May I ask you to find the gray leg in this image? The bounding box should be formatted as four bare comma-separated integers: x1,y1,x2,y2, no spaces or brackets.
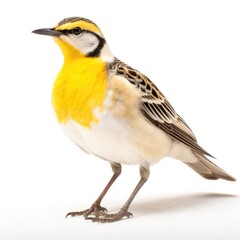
66,163,122,218
90,166,150,223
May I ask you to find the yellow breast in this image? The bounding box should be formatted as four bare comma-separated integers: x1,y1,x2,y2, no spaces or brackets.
52,41,107,128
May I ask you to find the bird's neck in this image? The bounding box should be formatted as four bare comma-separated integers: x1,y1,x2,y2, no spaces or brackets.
52,55,107,128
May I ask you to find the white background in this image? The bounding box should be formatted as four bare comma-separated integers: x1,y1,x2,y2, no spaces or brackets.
0,0,240,239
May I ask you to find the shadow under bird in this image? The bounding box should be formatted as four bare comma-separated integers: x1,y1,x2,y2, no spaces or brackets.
32,17,236,223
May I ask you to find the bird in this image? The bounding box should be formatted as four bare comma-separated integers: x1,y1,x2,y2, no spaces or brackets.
32,17,235,223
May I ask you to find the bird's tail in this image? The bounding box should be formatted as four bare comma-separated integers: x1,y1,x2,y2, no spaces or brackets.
185,153,236,181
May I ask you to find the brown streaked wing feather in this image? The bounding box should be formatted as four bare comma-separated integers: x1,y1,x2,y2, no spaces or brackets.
109,58,213,158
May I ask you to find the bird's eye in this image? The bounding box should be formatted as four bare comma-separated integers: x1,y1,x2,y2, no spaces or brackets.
72,27,82,35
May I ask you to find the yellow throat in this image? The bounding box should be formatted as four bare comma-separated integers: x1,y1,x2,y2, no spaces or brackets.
52,38,107,128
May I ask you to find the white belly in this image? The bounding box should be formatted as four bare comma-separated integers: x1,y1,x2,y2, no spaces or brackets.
60,110,173,167
60,117,146,166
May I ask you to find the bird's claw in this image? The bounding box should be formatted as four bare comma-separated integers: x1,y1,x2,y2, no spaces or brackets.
87,209,133,223
66,204,107,219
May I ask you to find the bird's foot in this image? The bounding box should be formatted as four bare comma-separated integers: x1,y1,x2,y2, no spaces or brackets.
86,208,133,223
66,203,107,219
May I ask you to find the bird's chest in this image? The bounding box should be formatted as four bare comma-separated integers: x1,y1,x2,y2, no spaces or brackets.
52,58,107,128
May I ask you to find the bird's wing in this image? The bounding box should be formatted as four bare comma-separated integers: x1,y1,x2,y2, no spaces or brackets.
109,59,213,157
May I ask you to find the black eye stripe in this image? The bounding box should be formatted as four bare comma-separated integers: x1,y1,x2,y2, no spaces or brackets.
59,28,82,35
61,29,71,35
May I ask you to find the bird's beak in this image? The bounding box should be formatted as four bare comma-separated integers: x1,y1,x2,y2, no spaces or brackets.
32,28,62,37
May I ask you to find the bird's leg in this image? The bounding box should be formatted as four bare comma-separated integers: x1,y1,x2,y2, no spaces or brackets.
66,163,122,219
90,166,150,223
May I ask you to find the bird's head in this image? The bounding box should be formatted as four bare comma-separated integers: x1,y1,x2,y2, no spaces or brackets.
32,17,114,62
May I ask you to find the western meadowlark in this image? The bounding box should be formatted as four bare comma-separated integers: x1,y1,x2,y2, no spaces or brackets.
32,17,235,223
